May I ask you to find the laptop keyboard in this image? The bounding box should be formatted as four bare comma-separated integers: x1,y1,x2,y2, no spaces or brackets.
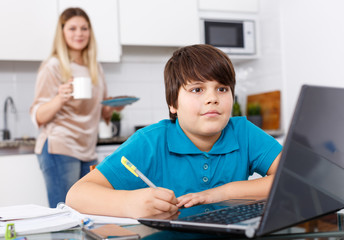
179,201,265,225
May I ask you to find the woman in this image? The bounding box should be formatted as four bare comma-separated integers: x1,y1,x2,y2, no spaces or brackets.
30,7,121,208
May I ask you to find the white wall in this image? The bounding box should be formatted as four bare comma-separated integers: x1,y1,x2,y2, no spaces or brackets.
0,61,39,139
280,0,344,130
102,46,178,136
240,0,344,133
235,0,283,125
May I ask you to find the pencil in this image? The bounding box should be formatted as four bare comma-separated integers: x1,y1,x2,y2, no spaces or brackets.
121,156,157,188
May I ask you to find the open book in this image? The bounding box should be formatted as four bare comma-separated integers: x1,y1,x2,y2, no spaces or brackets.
0,203,139,236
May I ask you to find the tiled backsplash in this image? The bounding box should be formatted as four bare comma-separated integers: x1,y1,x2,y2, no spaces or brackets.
0,47,177,139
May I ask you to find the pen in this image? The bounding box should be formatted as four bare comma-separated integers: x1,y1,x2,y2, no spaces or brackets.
121,156,157,188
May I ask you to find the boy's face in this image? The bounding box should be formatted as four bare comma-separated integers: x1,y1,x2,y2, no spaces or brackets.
169,80,233,141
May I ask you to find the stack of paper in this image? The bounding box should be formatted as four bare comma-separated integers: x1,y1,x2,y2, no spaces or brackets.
0,204,80,236
0,204,139,236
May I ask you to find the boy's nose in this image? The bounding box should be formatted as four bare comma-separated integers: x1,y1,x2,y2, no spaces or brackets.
205,91,219,104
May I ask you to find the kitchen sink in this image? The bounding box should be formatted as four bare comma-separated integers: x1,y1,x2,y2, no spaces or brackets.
0,138,35,147
0,140,20,148
0,138,36,155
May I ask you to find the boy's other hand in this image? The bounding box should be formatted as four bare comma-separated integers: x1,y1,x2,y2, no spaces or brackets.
124,187,179,218
177,189,218,208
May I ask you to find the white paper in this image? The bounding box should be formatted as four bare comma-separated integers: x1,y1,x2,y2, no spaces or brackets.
0,204,139,237
1,212,79,235
0,204,68,221
57,203,139,225
0,205,80,236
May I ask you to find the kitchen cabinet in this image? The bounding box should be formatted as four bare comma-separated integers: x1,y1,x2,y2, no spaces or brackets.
59,0,121,62
119,0,200,46
0,0,121,62
198,0,259,13
0,0,57,61
0,154,49,207
0,144,120,207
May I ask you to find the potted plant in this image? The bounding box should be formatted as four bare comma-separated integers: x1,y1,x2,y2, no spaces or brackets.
246,102,263,128
111,111,121,137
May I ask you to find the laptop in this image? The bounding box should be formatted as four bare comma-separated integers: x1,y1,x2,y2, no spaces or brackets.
138,85,344,238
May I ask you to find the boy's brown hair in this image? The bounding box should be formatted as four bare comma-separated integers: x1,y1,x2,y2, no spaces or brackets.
164,44,236,121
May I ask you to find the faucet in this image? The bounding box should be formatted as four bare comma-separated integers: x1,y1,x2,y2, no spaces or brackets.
2,96,16,140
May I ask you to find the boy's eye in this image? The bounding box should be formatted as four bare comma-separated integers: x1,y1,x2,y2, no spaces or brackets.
218,87,228,92
191,88,202,93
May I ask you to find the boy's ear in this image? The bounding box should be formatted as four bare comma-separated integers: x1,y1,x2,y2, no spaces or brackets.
169,105,177,114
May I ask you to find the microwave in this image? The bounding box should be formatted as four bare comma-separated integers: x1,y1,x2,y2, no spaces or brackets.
201,19,256,55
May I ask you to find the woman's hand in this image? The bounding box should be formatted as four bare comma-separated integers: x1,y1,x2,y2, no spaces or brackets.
102,97,125,124
57,79,73,104
123,187,179,218
36,79,73,126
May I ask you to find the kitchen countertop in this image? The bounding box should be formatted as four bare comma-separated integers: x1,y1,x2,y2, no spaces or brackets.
0,130,282,156
0,136,128,156
0,138,36,156
96,136,128,145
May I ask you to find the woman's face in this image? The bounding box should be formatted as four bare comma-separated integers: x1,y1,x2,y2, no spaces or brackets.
63,16,90,52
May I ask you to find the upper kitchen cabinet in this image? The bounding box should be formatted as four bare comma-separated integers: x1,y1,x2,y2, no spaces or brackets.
0,0,57,61
119,0,200,46
199,0,259,13
59,0,121,62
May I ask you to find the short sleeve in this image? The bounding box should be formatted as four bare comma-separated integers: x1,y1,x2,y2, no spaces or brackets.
247,121,282,176
29,58,62,127
97,131,155,190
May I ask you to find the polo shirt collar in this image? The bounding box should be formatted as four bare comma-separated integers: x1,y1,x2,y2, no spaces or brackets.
167,119,239,155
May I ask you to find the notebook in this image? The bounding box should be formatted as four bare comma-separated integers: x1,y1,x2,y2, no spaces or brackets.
138,85,344,238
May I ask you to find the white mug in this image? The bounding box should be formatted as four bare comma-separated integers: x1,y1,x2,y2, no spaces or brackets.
71,77,92,99
98,120,112,139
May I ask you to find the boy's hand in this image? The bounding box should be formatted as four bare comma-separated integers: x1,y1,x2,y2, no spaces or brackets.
177,189,222,208
177,192,209,208
124,187,179,218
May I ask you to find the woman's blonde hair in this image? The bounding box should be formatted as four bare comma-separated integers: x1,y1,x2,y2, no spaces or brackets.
51,7,98,84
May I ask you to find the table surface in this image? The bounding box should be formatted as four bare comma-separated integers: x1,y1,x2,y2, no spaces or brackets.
2,212,343,240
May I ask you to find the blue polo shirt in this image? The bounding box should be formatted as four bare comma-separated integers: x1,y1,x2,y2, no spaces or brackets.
97,117,282,198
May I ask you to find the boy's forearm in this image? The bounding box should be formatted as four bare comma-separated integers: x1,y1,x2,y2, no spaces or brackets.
218,154,281,201
217,175,275,201
66,181,129,217
177,175,275,208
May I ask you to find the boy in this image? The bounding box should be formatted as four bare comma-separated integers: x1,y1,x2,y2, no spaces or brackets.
66,44,282,219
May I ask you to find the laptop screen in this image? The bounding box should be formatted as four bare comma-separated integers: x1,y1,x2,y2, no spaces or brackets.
258,85,344,235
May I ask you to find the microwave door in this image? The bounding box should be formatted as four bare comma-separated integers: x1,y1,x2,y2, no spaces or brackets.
204,20,255,55
205,22,243,47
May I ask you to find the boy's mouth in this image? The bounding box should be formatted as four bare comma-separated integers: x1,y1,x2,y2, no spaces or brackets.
201,110,220,117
